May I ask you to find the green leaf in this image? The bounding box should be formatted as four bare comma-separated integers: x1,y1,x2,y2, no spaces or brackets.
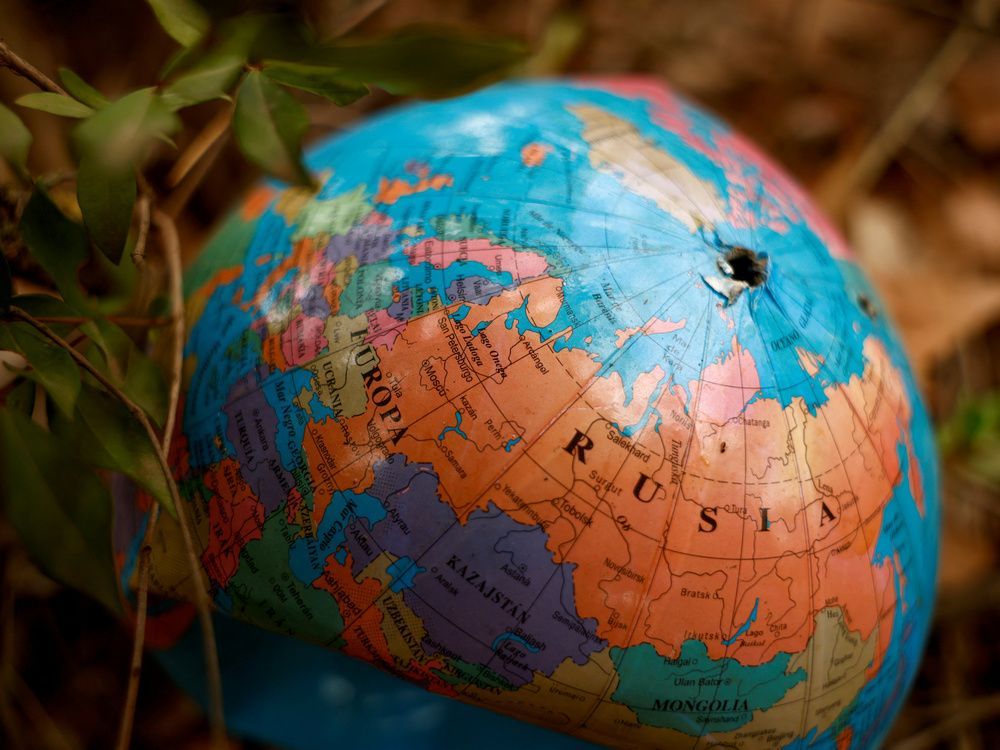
0,408,121,612
306,26,527,95
516,11,585,76
58,68,109,109
261,60,368,105
81,318,167,426
4,379,35,414
16,92,94,118
88,242,139,315
74,88,179,173
230,13,312,62
159,42,204,81
233,70,312,186
0,322,81,417
18,189,90,311
161,52,245,110
8,294,81,338
0,253,11,313
0,102,32,172
79,318,128,383
76,152,136,264
146,0,209,48
156,11,262,81
124,346,168,426
51,383,174,515
9,294,79,317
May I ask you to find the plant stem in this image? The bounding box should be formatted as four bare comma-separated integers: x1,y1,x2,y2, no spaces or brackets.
30,315,172,328
3,34,230,750
131,193,151,269
112,211,226,750
0,40,67,95
155,210,184,449
9,307,166,444
153,209,226,746
166,106,233,189
8,303,225,747
821,0,998,215
113,515,157,750
161,124,231,220
0,561,27,748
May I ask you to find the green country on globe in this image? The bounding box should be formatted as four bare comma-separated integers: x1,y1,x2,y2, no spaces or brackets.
117,77,939,749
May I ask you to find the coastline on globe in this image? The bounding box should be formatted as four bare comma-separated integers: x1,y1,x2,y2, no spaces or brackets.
115,76,940,749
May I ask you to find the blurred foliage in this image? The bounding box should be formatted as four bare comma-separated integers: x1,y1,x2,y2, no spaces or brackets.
940,391,1000,489
0,0,524,616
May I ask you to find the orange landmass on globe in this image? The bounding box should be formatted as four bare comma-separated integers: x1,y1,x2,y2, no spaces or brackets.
614,316,686,347
796,347,824,377
313,551,393,665
906,434,926,516
375,166,453,205
687,337,761,425
201,457,265,588
520,142,551,167
215,223,910,684
261,330,289,371
291,282,603,521
540,335,910,670
240,184,277,220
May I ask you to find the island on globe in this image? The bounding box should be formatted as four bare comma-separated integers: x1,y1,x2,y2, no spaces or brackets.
116,77,939,750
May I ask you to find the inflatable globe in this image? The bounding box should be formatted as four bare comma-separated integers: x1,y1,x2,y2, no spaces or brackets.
124,78,939,749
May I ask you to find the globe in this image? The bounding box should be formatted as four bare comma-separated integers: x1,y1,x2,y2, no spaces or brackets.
125,77,939,749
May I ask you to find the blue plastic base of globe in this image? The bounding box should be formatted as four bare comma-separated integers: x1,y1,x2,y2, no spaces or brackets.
159,614,597,749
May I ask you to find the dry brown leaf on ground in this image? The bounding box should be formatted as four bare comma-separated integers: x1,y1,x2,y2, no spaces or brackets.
951,44,1000,153
944,179,1000,269
870,263,1000,379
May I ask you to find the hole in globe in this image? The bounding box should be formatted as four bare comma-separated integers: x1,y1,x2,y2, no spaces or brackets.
857,293,878,320
721,246,768,287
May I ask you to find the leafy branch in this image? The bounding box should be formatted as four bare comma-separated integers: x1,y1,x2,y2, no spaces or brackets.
0,40,67,96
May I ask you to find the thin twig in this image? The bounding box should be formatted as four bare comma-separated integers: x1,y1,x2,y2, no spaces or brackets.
863,0,998,31
152,210,226,747
6,669,76,750
332,0,390,36
892,694,1000,750
31,315,171,328
166,106,233,189
8,306,178,495
131,193,151,269
113,514,157,750
155,212,184,451
822,0,998,215
0,557,26,749
0,40,67,95
160,126,230,220
2,35,229,750
5,304,211,748
113,212,225,750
